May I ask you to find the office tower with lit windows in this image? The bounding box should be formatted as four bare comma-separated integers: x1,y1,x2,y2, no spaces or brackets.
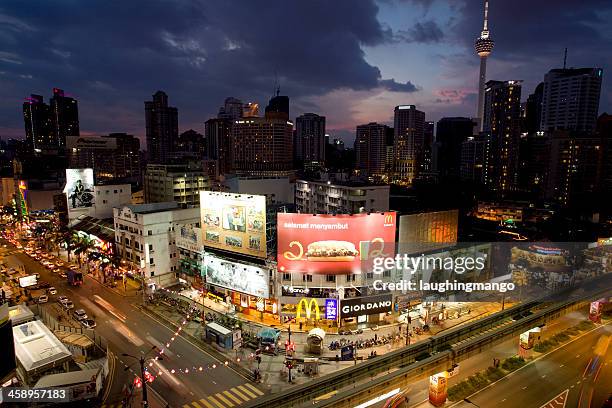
145,91,178,164
393,105,425,184
355,122,389,179
23,94,52,151
49,88,79,148
483,80,522,193
204,118,231,177
295,113,326,169
540,67,603,132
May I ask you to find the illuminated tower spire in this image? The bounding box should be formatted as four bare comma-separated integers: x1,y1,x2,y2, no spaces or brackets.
475,0,494,132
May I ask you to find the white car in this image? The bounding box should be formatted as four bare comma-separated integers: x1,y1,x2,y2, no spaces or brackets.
57,295,69,305
73,309,88,321
37,295,48,304
63,301,74,310
80,319,96,329
47,287,57,295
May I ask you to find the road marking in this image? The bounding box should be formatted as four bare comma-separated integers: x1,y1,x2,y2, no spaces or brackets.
243,383,264,396
207,395,226,408
576,354,580,358
198,400,215,408
184,404,193,408
501,398,506,402
541,374,546,378
230,387,250,402
522,386,527,390
237,385,257,399
214,393,235,407
223,390,242,404
559,364,564,367
191,402,202,408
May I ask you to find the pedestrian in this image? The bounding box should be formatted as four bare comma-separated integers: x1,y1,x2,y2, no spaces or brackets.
299,321,303,330
374,333,378,342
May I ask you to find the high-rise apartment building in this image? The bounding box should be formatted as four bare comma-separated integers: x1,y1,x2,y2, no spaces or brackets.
144,164,210,206
204,118,231,177
540,68,603,132
483,80,522,193
355,122,388,179
393,105,425,184
295,113,326,169
422,121,434,174
145,91,178,164
435,117,475,182
230,117,293,176
49,88,79,148
460,134,489,184
525,83,544,135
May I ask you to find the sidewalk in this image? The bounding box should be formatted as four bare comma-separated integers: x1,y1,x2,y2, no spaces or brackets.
144,295,509,393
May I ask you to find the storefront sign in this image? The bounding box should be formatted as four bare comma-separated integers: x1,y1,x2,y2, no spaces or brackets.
340,293,393,318
296,298,320,320
204,254,269,298
277,212,396,275
325,299,338,320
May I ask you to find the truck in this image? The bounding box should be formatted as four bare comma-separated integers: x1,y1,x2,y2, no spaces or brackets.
67,270,83,286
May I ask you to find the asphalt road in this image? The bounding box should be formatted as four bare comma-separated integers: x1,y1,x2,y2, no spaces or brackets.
452,323,612,408
1,238,262,408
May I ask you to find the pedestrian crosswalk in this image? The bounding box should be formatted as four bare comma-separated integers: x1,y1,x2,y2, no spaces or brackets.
183,383,264,408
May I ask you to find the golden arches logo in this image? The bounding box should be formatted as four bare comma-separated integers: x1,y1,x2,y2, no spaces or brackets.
296,298,320,320
384,214,393,224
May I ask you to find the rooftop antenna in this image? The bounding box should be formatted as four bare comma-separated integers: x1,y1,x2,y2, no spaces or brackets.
563,47,567,69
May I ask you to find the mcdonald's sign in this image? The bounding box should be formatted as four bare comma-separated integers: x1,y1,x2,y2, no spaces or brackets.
296,298,320,320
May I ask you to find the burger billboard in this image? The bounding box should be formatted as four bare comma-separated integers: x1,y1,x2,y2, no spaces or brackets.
200,191,267,258
277,212,396,274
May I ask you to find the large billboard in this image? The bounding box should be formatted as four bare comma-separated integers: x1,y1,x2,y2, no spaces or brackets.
200,191,267,258
340,293,393,318
63,168,94,209
277,212,396,274
204,254,269,298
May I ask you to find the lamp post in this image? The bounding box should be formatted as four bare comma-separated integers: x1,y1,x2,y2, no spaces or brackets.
287,325,292,383
123,345,160,407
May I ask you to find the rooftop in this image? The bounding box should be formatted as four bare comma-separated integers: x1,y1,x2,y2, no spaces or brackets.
12,320,72,373
297,179,390,188
123,202,179,214
68,215,115,243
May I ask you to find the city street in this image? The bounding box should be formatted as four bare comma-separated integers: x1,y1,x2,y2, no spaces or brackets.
0,238,263,408
450,323,612,408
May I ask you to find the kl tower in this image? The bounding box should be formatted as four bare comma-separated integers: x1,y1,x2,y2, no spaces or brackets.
475,0,494,132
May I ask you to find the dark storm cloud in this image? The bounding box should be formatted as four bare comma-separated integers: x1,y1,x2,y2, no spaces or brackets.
0,0,424,138
379,79,419,92
396,20,444,43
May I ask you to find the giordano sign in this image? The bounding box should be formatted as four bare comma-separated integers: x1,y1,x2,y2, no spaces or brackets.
296,298,320,320
341,293,393,318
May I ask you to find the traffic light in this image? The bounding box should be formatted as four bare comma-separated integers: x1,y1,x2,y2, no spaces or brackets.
284,360,293,369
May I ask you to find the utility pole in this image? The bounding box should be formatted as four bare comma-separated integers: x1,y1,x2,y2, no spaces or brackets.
287,325,292,383
139,356,149,407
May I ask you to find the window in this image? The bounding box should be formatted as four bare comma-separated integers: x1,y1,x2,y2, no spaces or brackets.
303,274,313,282
149,244,153,251
366,272,373,279
148,230,152,236
326,275,336,283
149,257,154,265
383,270,391,277
282,273,291,281
346,274,356,282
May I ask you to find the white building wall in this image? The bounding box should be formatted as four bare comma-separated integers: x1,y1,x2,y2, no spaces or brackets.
225,175,294,204
92,184,131,219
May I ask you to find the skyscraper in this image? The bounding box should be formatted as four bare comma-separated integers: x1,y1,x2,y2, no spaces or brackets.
295,113,326,169
204,118,231,177
145,91,178,164
483,80,522,193
540,68,603,132
525,83,544,135
49,88,79,148
475,0,494,132
23,94,52,151
355,122,389,179
218,97,244,120
435,117,475,182
265,91,290,120
393,105,425,184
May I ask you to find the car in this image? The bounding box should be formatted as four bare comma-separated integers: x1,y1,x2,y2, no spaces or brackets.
57,295,69,305
34,273,40,280
73,309,88,321
338,329,351,335
47,287,57,295
63,301,74,310
80,319,96,329
59,272,67,278
37,295,48,303
55,262,63,267
47,264,56,270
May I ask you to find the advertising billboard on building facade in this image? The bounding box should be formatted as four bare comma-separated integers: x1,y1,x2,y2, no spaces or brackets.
340,293,393,318
200,191,267,258
204,254,269,298
277,212,396,274
63,168,94,210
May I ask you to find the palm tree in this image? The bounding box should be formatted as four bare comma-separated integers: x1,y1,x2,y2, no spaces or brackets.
60,229,77,262
74,235,94,269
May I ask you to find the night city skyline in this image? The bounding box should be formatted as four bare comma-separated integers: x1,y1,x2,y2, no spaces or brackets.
1,0,611,143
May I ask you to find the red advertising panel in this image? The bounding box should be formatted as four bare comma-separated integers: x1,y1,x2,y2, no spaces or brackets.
277,212,396,274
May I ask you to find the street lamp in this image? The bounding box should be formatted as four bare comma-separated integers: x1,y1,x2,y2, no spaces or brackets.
122,345,161,407
464,398,480,407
